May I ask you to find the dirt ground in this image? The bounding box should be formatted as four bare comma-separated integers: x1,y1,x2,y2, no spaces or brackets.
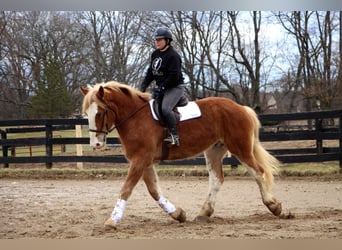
0,176,341,239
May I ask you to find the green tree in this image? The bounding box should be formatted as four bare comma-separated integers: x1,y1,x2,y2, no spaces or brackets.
29,57,73,118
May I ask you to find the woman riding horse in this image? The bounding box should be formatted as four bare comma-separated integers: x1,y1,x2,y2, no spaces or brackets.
140,27,187,146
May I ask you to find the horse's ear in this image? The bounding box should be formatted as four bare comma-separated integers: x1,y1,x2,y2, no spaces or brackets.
119,86,132,97
96,86,105,100
80,86,88,96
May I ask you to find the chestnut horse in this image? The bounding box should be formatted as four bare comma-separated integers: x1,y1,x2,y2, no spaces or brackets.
80,81,283,229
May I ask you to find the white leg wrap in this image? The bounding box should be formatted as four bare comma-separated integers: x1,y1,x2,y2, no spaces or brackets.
110,199,127,223
158,196,176,214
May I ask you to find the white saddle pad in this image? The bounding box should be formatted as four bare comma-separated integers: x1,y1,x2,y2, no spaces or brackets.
149,99,201,122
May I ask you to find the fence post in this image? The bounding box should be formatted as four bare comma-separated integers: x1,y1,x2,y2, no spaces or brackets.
315,118,323,155
45,124,53,169
75,124,83,169
1,129,9,168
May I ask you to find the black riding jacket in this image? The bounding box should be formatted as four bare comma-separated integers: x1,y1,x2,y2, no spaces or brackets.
141,46,184,92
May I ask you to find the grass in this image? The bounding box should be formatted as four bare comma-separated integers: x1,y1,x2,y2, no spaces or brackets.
277,162,341,176
0,163,341,180
156,163,342,177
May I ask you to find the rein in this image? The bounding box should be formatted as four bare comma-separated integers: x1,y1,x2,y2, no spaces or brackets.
89,102,149,135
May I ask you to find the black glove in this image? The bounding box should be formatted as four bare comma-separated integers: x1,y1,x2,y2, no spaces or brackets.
140,84,147,92
152,84,166,101
152,88,161,99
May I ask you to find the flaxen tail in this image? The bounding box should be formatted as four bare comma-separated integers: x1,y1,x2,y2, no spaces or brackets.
244,106,280,191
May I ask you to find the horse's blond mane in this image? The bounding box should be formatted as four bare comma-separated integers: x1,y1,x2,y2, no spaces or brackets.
82,81,151,114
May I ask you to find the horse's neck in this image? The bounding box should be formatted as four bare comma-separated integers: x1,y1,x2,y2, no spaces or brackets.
112,98,147,127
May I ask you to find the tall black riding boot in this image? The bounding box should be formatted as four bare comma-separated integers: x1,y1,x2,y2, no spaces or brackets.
164,126,180,146
162,107,180,146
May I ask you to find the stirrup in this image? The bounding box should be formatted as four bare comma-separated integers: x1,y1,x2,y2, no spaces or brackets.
164,134,180,146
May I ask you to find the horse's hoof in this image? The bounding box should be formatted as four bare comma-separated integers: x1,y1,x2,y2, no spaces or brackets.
104,218,117,230
270,202,282,217
194,215,210,223
170,207,186,223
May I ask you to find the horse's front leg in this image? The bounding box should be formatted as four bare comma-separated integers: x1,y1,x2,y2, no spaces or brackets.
142,165,186,223
104,158,147,229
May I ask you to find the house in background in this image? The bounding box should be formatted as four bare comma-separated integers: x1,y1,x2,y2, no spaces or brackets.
262,91,306,114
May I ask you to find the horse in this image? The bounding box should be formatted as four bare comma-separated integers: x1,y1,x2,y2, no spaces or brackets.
80,80,283,229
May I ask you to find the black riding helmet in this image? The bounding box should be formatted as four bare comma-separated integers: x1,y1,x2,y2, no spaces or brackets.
154,27,173,42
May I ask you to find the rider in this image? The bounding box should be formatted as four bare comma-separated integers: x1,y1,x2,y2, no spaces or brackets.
140,27,186,146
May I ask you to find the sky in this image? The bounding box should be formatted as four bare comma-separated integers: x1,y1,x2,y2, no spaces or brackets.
1,0,342,11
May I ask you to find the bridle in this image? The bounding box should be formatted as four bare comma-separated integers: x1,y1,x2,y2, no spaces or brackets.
88,109,116,135
89,102,149,136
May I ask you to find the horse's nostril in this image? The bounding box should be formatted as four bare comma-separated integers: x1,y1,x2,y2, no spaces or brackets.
96,143,101,147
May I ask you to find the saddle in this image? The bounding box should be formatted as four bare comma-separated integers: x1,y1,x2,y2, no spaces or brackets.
149,98,201,126
148,97,201,160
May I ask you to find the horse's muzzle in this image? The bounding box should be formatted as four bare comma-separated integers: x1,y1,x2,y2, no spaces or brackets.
90,135,106,149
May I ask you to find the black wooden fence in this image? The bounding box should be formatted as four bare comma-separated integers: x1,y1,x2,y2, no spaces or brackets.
1,109,342,169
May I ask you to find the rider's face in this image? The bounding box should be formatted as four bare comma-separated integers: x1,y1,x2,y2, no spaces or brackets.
155,38,167,50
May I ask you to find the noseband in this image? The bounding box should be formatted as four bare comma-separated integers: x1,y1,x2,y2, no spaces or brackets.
89,127,115,135
89,102,148,135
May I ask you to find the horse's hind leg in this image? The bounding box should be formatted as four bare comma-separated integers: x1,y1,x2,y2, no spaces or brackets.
240,154,282,217
195,142,226,222
142,165,186,223
247,164,282,216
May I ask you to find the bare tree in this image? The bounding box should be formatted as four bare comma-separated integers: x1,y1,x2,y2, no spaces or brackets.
335,11,342,108
277,11,340,111
166,11,214,99
339,11,342,92
0,11,43,118
165,11,242,100
225,11,265,110
165,11,285,109
0,11,97,118
339,11,342,86
313,11,335,109
78,11,150,87
2,11,341,118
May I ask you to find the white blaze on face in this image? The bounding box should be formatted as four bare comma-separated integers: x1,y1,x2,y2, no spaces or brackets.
86,102,106,149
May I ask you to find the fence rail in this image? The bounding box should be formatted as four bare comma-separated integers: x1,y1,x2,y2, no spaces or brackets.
1,109,342,169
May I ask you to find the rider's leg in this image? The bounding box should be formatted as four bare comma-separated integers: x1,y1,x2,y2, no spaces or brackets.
161,86,184,146
162,112,179,146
